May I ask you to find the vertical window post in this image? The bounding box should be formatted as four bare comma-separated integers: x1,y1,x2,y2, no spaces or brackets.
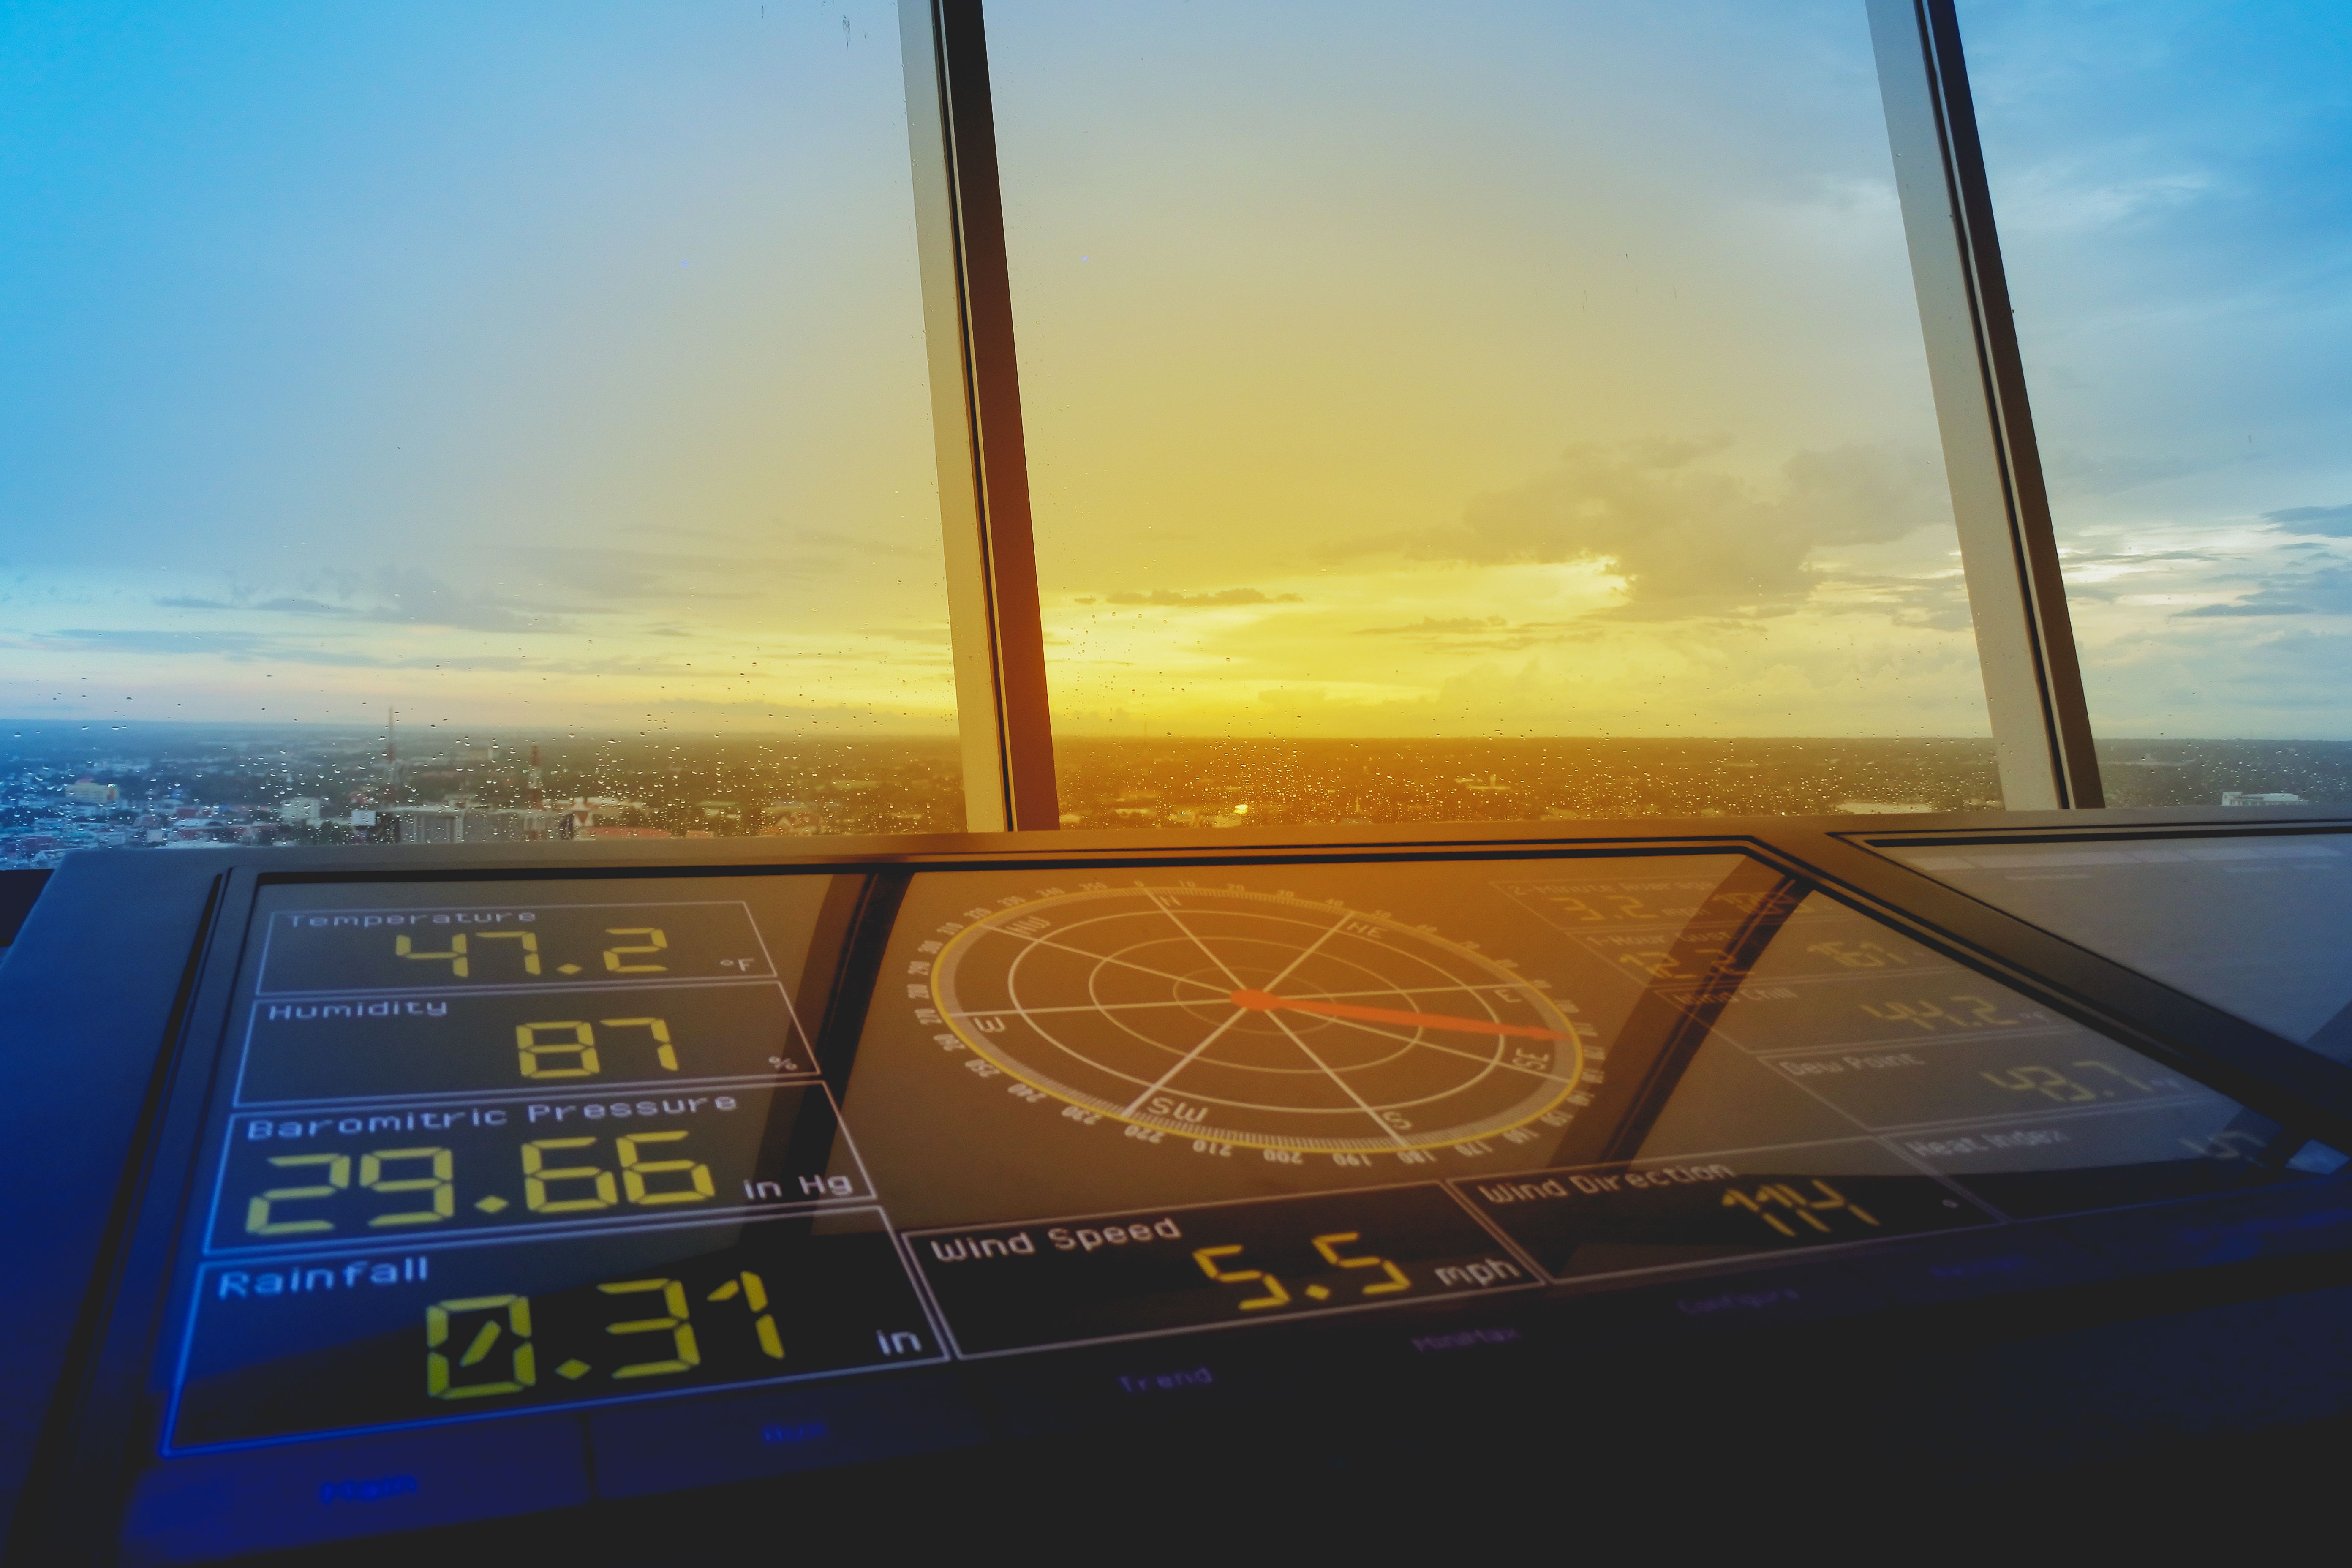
899,0,1060,832
1868,0,2104,810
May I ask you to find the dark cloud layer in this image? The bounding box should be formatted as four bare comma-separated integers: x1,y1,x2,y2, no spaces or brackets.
1388,438,1949,615
2266,504,2352,538
2183,565,2352,618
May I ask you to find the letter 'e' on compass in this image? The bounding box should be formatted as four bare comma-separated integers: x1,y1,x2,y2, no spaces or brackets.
930,887,1584,1153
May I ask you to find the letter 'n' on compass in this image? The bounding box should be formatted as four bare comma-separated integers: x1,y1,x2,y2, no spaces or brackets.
929,886,1587,1153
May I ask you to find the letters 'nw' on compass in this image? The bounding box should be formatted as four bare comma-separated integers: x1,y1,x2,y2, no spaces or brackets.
930,886,1588,1154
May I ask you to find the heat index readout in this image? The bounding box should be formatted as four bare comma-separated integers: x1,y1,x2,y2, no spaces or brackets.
257,902,774,995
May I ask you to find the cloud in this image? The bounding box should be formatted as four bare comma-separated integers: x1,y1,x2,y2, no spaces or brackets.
1386,439,1950,616
2180,566,2352,618
1994,165,2214,236
1101,588,1304,607
157,568,566,632
1356,616,1508,636
792,528,930,561
857,626,954,644
2266,504,2352,538
158,595,357,616
1820,574,1976,632
27,629,392,665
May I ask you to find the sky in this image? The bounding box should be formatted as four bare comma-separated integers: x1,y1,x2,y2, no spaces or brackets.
1,1,2345,742
994,0,1993,739
0,1,955,740
1959,0,2352,738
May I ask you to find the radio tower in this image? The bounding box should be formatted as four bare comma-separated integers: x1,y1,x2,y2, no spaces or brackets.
526,743,545,808
384,707,399,785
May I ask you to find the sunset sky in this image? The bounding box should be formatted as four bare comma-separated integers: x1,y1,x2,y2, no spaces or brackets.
3,1,2344,741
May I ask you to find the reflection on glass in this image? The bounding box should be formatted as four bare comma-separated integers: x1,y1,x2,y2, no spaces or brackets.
1884,833,2352,1061
0,2,956,863
988,0,1993,823
851,853,2274,1263
1959,1,2352,798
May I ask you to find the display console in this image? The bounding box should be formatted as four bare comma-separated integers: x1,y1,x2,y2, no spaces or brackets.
10,821,2352,1563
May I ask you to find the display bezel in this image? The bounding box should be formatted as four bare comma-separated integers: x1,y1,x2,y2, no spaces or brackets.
1827,817,2352,1134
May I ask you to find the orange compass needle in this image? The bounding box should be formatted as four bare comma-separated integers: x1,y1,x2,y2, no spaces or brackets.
1229,989,1573,1042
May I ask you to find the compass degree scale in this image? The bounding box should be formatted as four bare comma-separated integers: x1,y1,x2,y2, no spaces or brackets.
930,885,1590,1153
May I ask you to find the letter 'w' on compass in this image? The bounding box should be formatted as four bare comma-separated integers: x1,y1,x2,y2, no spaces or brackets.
928,887,1587,1154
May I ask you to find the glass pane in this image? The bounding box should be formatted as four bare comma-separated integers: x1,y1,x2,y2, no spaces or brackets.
1959,0,2352,804
0,1,958,862
1883,831,2352,1060
987,0,1995,829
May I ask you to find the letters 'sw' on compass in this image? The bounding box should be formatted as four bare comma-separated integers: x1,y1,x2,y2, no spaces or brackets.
930,886,1589,1153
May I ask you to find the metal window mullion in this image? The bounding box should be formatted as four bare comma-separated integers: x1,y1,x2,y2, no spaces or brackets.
1868,0,2103,810
900,0,1060,833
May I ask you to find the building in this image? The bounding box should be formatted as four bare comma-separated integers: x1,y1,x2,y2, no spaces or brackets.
384,806,568,844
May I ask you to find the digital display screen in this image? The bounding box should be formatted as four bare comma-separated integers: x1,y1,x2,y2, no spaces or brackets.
1878,832,2352,1062
120,852,2309,1561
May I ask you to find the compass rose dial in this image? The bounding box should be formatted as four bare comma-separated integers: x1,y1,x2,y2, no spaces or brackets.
929,885,1588,1154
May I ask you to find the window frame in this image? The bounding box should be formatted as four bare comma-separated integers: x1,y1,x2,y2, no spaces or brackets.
900,0,2102,828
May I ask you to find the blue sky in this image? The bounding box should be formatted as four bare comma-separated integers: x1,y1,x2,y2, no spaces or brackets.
0,1,953,737
1961,0,2352,734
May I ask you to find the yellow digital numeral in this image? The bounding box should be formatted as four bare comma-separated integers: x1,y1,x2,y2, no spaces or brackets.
2077,1059,2153,1092
395,933,467,977
522,1137,616,1212
710,1271,784,1360
1800,1179,1879,1227
1312,1230,1410,1296
1722,1179,1879,1237
517,1021,599,1080
1956,994,2020,1027
246,1153,351,1235
475,929,541,975
427,1294,534,1399
1981,1065,2097,1103
361,1146,455,1227
599,1017,678,1072
599,1277,700,1378
1192,1244,1291,1310
602,928,669,974
616,1131,715,1206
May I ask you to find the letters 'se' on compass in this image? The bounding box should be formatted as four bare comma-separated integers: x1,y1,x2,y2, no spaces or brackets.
930,886,1589,1154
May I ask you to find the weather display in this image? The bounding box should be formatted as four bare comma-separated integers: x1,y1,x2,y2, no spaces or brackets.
152,857,2292,1472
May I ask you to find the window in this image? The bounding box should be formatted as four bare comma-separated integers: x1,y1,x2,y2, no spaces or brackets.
0,1,958,855
2,1,2292,861
988,0,1999,827
1961,0,2352,807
